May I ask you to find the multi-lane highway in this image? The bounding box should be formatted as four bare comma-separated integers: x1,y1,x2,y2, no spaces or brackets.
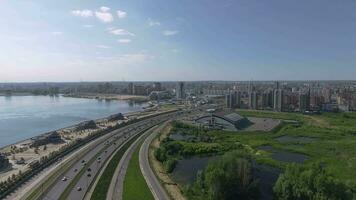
20,111,177,200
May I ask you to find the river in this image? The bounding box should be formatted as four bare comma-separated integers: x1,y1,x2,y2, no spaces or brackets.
0,95,146,148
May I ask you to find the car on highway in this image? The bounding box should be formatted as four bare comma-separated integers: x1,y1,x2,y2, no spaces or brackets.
62,177,68,181
77,187,82,191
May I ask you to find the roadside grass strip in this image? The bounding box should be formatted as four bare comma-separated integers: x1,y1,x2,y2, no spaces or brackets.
90,133,142,200
123,140,154,200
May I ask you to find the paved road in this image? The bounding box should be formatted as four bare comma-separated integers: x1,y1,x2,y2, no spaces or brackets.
139,123,170,200
40,112,176,200
107,126,159,200
42,125,141,200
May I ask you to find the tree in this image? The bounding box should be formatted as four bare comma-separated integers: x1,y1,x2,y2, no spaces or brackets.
273,163,353,200
188,150,259,200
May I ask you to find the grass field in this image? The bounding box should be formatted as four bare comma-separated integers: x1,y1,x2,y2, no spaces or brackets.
122,140,154,200
224,111,356,188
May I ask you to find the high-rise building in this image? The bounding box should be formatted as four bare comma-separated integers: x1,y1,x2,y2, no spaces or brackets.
299,90,310,112
225,90,241,109
127,82,134,95
322,88,332,103
235,91,242,108
133,85,146,95
249,91,258,110
273,89,284,112
225,93,232,108
152,82,162,91
261,92,269,109
176,82,185,99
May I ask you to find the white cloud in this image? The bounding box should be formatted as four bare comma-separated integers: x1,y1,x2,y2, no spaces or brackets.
95,11,114,23
96,45,111,49
148,18,161,26
118,39,131,43
51,31,63,36
82,24,94,28
163,30,179,36
100,6,111,12
117,10,127,19
109,29,134,36
71,10,93,17
96,53,153,65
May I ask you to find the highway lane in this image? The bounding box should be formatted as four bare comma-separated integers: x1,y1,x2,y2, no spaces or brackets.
139,123,170,200
68,131,138,200
42,127,138,200
106,126,159,200
40,112,176,200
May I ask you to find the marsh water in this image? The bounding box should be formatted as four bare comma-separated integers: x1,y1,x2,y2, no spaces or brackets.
0,95,146,148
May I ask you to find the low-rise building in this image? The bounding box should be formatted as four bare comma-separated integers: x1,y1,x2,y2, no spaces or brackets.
0,153,10,171
195,111,251,131
31,131,64,147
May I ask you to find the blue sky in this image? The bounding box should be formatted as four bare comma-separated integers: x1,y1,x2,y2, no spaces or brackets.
1,0,356,82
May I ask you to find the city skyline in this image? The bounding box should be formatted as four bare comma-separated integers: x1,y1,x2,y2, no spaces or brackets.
1,0,356,82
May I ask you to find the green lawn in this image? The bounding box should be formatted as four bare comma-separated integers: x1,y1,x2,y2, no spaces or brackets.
123,140,154,200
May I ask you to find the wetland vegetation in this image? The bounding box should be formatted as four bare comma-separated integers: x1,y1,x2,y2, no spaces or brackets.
155,110,356,199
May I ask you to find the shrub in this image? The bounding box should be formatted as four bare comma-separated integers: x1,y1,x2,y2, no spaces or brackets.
273,163,353,200
163,158,177,173
187,150,259,200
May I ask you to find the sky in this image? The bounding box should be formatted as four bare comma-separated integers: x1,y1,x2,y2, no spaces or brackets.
1,0,356,82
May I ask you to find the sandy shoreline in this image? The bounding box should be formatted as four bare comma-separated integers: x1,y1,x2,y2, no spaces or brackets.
0,107,160,182
0,109,145,151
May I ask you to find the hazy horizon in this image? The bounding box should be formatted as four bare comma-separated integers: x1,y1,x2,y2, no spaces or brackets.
1,0,356,82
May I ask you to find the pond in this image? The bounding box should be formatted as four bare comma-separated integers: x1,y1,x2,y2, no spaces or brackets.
171,154,282,200
275,135,316,144
253,163,281,200
258,145,309,164
171,156,217,185
272,151,308,164
169,133,196,141
257,145,274,151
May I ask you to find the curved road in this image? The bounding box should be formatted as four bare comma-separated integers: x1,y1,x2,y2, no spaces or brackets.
107,128,151,200
139,123,170,200
22,111,176,200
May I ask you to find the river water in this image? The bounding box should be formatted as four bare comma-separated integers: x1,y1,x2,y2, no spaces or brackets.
0,95,146,148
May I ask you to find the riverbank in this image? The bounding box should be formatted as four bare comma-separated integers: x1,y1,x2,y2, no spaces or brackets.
0,92,36,96
63,93,148,102
0,105,166,184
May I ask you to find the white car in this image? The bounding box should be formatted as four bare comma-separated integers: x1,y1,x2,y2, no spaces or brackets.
77,187,82,191
62,177,68,181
